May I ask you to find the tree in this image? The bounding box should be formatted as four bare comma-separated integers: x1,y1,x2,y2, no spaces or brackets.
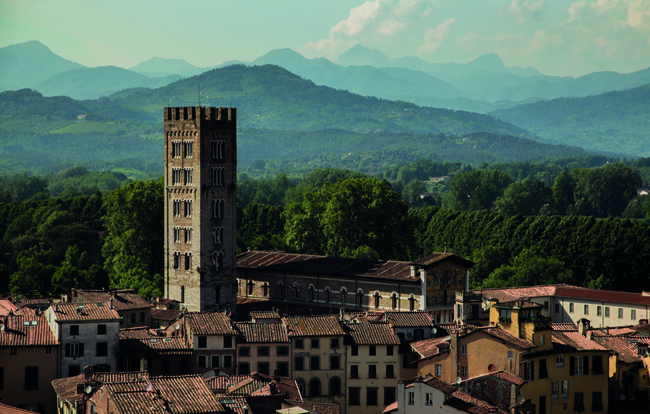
102,179,163,296
482,248,573,288
9,256,55,296
494,183,536,216
283,178,412,260
572,163,642,217
402,180,427,208
443,170,513,211
552,171,575,215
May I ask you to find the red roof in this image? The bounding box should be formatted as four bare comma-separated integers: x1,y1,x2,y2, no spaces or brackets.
424,376,459,394
51,302,121,322
283,315,345,337
235,322,289,343
206,373,301,401
595,336,650,364
52,371,146,405
478,327,537,350
552,331,608,352
461,370,527,386
76,289,153,310
411,337,450,359
0,402,45,414
152,308,182,321
0,313,57,346
380,311,433,328
184,312,238,336
344,320,400,345
250,311,281,320
474,284,650,306
0,300,18,316
552,323,577,331
382,401,398,414
282,401,341,414
494,300,543,309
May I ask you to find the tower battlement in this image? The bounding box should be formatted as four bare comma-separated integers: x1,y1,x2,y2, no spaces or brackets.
164,106,236,122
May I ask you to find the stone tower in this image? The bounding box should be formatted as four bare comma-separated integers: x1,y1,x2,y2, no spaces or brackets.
164,106,237,312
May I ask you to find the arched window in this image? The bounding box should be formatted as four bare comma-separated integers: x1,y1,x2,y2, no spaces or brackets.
215,286,221,305
296,378,305,396
262,283,269,297
391,293,398,310
409,294,416,311
213,251,224,270
212,199,224,218
340,288,347,306
308,285,315,302
324,287,330,303
356,289,363,307
247,280,254,295
293,283,299,300
173,251,180,269
184,252,192,271
180,286,185,303
374,292,381,309
212,227,223,245
309,377,321,397
329,377,341,396
278,281,285,299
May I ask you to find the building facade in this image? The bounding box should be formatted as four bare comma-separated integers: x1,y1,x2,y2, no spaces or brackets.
164,106,238,312
234,321,292,377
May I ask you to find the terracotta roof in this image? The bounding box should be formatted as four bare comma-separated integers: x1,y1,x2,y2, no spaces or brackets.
238,251,423,282
411,337,450,359
450,390,507,414
119,327,167,340
435,323,481,334
411,252,474,268
0,402,45,414
283,401,341,414
473,285,577,302
206,374,301,401
152,308,182,321
382,401,398,414
104,375,223,414
51,302,121,322
206,375,252,392
76,289,153,310
461,370,527,387
184,312,238,336
380,311,433,328
630,323,650,335
424,376,459,394
552,323,577,331
283,315,345,337
235,322,289,343
552,331,608,352
0,313,57,346
52,371,146,405
479,327,538,350
494,300,543,309
119,337,191,355
595,336,650,364
215,396,247,414
344,320,400,345
250,311,281,320
0,300,18,316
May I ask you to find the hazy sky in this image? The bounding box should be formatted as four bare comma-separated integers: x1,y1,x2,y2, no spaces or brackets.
2,0,650,77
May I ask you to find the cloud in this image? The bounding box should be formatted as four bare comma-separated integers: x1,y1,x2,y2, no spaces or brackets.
300,0,434,60
500,0,546,24
627,0,650,28
418,18,455,53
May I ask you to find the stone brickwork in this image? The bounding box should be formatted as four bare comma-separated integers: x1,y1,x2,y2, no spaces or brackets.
164,107,237,312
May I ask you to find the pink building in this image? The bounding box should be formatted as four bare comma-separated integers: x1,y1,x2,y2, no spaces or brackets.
235,321,291,377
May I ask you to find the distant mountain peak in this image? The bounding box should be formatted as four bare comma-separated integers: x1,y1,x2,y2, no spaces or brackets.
467,53,505,69
336,44,391,67
129,57,196,74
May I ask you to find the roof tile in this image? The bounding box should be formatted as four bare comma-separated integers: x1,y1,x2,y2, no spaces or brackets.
282,315,345,337
0,313,57,346
235,322,289,343
184,312,238,336
51,302,121,322
76,290,153,311
344,320,400,345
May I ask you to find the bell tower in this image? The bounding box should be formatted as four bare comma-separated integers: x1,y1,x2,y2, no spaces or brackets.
164,106,237,312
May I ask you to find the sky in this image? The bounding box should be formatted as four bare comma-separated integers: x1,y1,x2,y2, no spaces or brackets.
1,0,650,77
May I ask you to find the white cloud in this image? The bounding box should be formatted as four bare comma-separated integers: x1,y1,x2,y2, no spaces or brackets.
627,0,650,28
419,18,455,53
500,0,546,24
300,0,434,60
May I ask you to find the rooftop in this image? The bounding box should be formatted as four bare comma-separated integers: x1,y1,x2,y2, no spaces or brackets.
379,311,433,328
344,320,400,345
282,315,345,337
118,327,190,355
477,327,537,350
151,308,182,321
0,300,18,316
50,302,121,322
493,299,543,309
0,312,57,347
250,311,281,320
552,331,608,352
75,289,153,310
282,401,341,414
595,336,650,364
411,337,450,359
184,312,238,336
235,322,289,343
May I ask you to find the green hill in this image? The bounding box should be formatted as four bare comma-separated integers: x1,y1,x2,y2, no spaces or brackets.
489,84,650,157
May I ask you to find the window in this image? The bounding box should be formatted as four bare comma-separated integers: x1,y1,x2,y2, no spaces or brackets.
65,343,83,357
555,303,560,313
605,307,610,317
239,347,251,357
96,342,108,357
212,355,221,368
27,347,35,355
507,350,514,359
551,381,559,399
570,356,588,376
435,363,442,376
331,338,339,349
173,252,180,269
294,356,304,371
45,347,52,355
130,313,136,323
173,199,182,217
349,388,361,405
296,379,306,396
366,388,378,406
198,336,207,349
384,387,396,406
387,345,393,356
211,140,224,159
184,227,192,244
198,356,208,368
341,288,347,305
175,227,182,243
293,283,299,300
172,141,181,158
409,295,415,311
391,293,397,310
277,346,289,356
310,356,320,370
295,339,304,349
592,391,603,412
97,324,107,335
330,355,341,370
461,344,467,355
213,227,222,245
309,378,321,397
569,303,574,313
257,346,270,357
184,252,192,270
597,306,602,316
184,168,193,185
544,300,549,310
574,392,585,412
350,365,359,379
592,355,604,374
212,199,224,218
238,362,250,375
172,168,182,185
618,308,624,319
583,304,588,315
540,334,546,345
224,337,232,348
184,200,192,217
460,365,468,377
556,353,564,367
180,286,185,303
324,288,330,303
278,282,285,299
426,392,433,405
311,339,320,349
522,361,534,381
24,366,38,390
183,141,193,158
561,380,569,398
257,362,270,375
631,309,637,320
408,392,415,405
369,345,376,356
356,290,363,307
70,325,79,336
351,346,358,356
374,292,380,308
277,361,289,377
223,355,232,368
329,377,341,395
368,365,377,378
386,364,394,378
539,359,548,379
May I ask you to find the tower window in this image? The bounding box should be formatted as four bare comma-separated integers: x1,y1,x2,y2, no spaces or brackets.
183,141,193,158
184,252,192,271
278,282,285,299
184,227,192,243
324,287,330,303
173,199,182,217
212,199,224,218
391,293,398,310
172,141,182,158
184,168,193,185
356,289,363,307
173,252,180,269
409,295,415,311
213,251,224,270
213,227,223,244
173,227,181,243
212,168,224,186
211,140,224,159
184,200,192,217
172,168,182,185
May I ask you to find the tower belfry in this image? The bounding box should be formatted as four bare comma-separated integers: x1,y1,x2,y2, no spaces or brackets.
164,106,237,312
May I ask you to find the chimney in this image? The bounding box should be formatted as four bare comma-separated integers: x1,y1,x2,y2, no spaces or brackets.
109,297,114,309
578,319,591,336
83,365,93,380
76,383,85,394
109,289,117,298
71,288,77,299
639,319,648,325
410,266,418,278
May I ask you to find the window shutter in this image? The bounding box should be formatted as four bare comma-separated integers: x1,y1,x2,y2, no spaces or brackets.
530,361,534,381
583,356,589,375
539,359,548,379
79,343,84,356
593,355,603,375
65,344,71,357
569,356,575,376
